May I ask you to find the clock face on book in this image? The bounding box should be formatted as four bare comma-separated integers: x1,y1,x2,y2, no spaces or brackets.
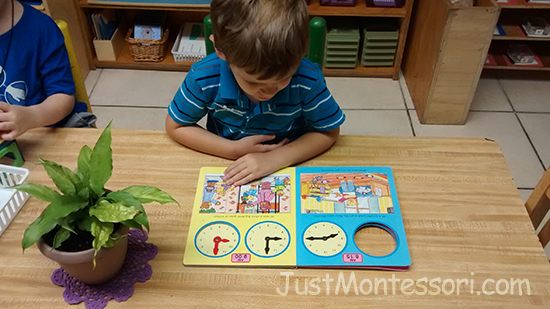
245,221,291,258
195,222,240,257
303,222,347,257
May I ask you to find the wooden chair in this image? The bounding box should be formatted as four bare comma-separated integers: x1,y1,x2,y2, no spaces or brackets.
55,20,93,115
525,167,550,250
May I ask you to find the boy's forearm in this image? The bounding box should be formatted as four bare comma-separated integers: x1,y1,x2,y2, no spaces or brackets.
27,94,74,128
270,127,340,169
165,116,236,159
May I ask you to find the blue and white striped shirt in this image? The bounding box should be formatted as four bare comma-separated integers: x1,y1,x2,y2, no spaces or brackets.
168,54,345,142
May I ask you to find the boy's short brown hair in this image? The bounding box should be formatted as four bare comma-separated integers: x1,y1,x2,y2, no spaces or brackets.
210,0,309,80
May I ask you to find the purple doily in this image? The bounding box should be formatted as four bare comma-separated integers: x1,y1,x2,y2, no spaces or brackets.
51,229,158,309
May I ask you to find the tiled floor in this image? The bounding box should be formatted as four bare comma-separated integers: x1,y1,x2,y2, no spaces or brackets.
86,68,549,203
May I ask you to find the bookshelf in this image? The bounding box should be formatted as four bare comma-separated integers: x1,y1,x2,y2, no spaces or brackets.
54,0,414,80
485,0,550,71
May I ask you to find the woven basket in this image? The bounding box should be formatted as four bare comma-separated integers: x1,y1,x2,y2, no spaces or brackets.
125,27,169,62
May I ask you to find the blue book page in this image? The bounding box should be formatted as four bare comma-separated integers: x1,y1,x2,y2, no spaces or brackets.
295,166,411,270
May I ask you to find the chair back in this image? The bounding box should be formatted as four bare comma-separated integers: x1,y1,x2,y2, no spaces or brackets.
55,20,93,114
525,168,550,250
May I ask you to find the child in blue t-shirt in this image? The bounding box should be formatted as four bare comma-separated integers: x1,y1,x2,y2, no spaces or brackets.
0,0,90,140
166,0,346,186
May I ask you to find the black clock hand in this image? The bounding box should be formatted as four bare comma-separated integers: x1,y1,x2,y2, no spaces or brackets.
264,236,270,255
306,236,323,241
306,233,339,241
264,236,283,254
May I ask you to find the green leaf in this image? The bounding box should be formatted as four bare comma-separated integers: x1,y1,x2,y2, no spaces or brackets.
22,215,58,250
91,218,113,267
39,158,79,195
134,213,150,232
12,183,60,202
107,191,146,213
122,219,143,230
76,145,92,185
76,186,89,200
106,191,149,230
104,234,124,248
76,216,93,232
89,200,140,223
52,228,71,249
57,217,76,234
89,123,113,198
122,186,178,205
41,195,88,222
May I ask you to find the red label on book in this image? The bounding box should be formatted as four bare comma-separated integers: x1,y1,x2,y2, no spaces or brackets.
343,253,363,263
231,253,251,263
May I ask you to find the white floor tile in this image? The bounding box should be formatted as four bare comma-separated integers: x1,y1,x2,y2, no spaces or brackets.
326,77,405,110
411,112,545,188
498,71,550,112
90,69,186,108
340,110,413,136
84,69,102,97
517,113,550,168
93,106,167,131
470,71,512,111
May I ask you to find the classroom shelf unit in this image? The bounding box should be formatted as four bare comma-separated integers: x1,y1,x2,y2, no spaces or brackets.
56,0,414,79
485,0,550,71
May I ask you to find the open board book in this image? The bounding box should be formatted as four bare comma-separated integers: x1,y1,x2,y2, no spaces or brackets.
184,166,411,270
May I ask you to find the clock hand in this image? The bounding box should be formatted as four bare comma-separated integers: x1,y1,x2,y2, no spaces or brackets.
212,236,230,255
265,236,270,255
306,236,323,241
306,233,340,241
213,236,221,255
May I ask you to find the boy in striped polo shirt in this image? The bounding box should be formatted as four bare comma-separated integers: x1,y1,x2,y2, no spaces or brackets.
166,0,345,186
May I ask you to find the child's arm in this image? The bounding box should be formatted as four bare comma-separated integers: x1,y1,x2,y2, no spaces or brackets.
166,116,289,159
0,94,74,140
223,127,340,186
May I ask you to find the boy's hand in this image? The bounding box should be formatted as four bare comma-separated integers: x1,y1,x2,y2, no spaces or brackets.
223,152,281,186
232,134,288,158
0,102,35,140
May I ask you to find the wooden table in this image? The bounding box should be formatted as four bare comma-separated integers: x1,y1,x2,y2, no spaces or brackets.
1,128,549,307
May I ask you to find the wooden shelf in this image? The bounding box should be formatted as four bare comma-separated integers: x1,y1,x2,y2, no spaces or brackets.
498,0,550,9
493,24,550,41
485,53,550,70
93,41,195,71
93,41,395,77
80,0,406,17
323,66,394,77
76,0,414,79
308,0,407,17
485,1,550,72
80,0,210,11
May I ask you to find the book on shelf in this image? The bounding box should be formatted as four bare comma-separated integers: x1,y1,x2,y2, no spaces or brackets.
89,9,119,40
494,24,506,36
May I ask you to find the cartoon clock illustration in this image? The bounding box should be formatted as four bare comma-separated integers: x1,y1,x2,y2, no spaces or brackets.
245,221,291,258
303,222,347,257
194,221,240,258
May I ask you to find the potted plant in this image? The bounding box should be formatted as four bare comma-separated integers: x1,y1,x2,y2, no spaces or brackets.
14,123,178,285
